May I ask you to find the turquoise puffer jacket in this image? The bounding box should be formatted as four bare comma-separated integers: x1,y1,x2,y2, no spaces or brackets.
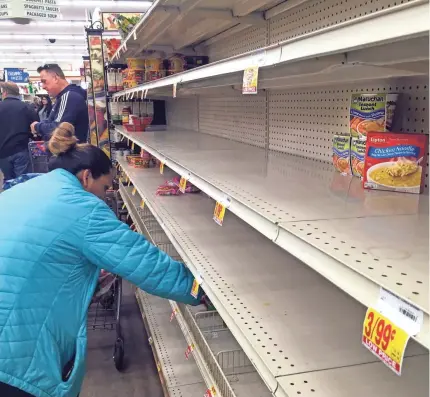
0,169,200,397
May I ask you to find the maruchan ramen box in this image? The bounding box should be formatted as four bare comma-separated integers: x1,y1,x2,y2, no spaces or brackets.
350,93,398,140
363,132,428,194
332,135,352,175
350,138,366,178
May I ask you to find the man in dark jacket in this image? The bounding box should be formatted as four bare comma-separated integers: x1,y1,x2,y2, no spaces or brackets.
31,64,89,143
0,82,38,180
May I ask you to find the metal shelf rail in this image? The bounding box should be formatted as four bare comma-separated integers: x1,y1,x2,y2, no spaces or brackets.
115,126,429,350
119,182,270,397
116,157,429,397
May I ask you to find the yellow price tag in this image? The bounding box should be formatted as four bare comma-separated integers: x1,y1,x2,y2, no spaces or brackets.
211,386,217,395
160,162,164,175
122,203,126,210
131,141,135,150
140,200,145,209
362,307,410,375
156,362,161,372
213,202,226,226
132,187,136,196
190,278,200,299
179,176,187,193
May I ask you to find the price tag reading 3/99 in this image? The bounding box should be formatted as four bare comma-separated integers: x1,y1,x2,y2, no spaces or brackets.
362,307,410,375
179,176,187,193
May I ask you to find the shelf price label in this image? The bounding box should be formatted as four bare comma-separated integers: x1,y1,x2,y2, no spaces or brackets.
242,65,259,95
131,141,135,151
132,187,137,196
160,162,165,175
170,308,177,322
178,176,188,193
140,199,145,209
362,307,410,375
190,278,200,299
213,201,226,226
122,203,126,210
204,387,217,397
185,343,194,360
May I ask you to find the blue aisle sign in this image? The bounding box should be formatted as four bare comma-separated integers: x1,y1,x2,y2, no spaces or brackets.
5,68,29,83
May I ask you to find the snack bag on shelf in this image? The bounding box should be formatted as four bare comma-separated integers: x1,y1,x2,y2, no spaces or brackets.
172,176,201,193
332,135,352,175
363,132,428,194
156,180,180,196
350,137,366,178
350,93,399,140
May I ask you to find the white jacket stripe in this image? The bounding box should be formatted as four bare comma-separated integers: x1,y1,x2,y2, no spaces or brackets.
55,91,69,122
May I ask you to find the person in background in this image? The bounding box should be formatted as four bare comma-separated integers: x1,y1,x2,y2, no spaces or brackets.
31,64,89,143
0,122,202,397
0,82,38,180
38,95,53,121
32,96,42,114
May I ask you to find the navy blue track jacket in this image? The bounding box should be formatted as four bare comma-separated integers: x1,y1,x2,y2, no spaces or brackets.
35,84,89,143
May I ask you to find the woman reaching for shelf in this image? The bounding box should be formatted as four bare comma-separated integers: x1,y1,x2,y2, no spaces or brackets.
0,122,202,397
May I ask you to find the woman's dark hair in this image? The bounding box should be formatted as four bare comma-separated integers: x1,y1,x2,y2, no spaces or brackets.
41,95,53,115
48,122,112,178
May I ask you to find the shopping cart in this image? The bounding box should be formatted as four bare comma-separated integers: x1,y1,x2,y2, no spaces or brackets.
87,274,125,371
86,190,125,371
28,141,49,173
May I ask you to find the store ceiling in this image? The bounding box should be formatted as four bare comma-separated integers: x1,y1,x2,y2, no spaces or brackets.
0,0,152,72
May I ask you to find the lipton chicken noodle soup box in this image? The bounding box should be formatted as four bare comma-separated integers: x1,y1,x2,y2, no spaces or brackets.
333,135,351,175
363,132,428,194
350,93,398,140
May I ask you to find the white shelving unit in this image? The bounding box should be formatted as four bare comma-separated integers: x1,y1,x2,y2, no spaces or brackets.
120,183,272,397
116,125,429,348
111,0,429,395
116,157,428,397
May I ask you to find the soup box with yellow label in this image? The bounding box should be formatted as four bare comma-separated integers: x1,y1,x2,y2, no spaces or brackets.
363,132,428,194
350,93,398,140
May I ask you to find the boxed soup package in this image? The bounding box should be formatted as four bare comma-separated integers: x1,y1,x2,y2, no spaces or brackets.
350,93,398,140
350,138,366,178
363,132,428,194
333,135,352,175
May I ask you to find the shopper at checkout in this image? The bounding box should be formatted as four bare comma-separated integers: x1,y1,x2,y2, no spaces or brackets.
0,82,38,180
31,64,89,143
0,122,203,397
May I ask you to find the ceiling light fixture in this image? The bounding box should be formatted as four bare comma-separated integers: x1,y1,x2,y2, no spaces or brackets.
0,45,87,50
0,34,85,40
58,0,151,9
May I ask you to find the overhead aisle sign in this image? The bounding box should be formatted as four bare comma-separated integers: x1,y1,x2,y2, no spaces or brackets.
0,0,61,20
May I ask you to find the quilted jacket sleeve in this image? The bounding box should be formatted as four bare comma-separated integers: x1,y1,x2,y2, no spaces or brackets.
82,202,201,305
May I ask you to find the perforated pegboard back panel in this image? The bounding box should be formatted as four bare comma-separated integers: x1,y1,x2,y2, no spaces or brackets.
206,24,268,62
268,76,429,188
199,94,267,148
268,76,428,157
166,97,199,131
268,0,417,43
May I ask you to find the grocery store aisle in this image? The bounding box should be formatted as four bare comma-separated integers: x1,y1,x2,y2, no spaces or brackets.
81,282,164,397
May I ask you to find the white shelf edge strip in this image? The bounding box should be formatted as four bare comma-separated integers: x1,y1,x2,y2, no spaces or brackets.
114,128,429,351
111,0,428,98
116,157,282,396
